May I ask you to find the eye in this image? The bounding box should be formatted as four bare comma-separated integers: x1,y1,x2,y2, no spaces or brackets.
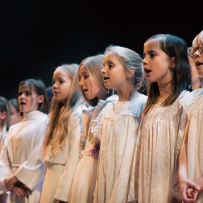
108,63,113,68
84,74,89,79
52,80,55,84
59,80,63,84
149,53,155,58
18,91,22,96
25,91,31,96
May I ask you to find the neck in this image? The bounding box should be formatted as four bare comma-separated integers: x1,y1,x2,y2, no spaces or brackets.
97,90,109,101
157,81,173,103
117,85,137,102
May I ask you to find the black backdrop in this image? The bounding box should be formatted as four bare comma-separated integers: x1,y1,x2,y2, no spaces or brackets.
0,0,201,99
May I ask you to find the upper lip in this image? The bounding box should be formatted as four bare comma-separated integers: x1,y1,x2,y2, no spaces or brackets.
20,101,25,104
53,90,59,94
196,61,203,66
103,76,109,80
82,88,88,92
144,68,151,73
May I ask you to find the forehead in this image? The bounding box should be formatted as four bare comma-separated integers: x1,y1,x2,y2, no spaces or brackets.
193,36,203,47
19,83,31,91
79,65,88,75
144,40,161,52
53,67,69,78
104,53,121,63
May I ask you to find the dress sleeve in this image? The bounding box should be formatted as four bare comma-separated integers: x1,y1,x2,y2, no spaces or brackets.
54,113,81,202
0,139,13,193
14,118,48,191
172,104,187,200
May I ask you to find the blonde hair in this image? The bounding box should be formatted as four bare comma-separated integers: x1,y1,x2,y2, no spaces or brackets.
0,96,11,149
79,54,107,106
192,30,203,47
42,64,83,157
104,45,144,90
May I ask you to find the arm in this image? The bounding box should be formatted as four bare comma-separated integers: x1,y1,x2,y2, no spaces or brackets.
6,119,48,192
54,115,81,202
0,139,13,193
179,119,200,202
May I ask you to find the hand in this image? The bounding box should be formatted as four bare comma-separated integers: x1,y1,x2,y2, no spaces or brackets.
186,188,199,201
179,178,200,202
12,186,29,198
5,175,18,191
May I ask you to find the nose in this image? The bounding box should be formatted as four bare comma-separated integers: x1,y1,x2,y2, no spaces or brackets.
79,79,84,87
194,49,201,58
101,68,105,75
142,58,147,65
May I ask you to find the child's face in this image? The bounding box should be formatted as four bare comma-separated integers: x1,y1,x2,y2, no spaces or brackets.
102,53,127,91
142,41,173,84
52,67,72,104
10,104,22,125
193,40,203,77
79,65,103,100
18,84,42,113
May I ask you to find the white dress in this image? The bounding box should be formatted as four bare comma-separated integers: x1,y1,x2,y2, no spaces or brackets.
0,110,48,203
180,88,203,202
40,106,83,203
68,95,118,203
93,93,147,203
135,93,187,203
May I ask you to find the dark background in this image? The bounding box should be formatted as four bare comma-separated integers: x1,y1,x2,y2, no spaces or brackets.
0,0,201,99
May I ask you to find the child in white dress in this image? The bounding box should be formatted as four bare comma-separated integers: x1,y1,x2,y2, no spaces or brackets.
179,30,203,203
0,96,11,203
0,79,49,203
68,55,118,203
134,34,192,203
40,64,84,203
93,45,147,203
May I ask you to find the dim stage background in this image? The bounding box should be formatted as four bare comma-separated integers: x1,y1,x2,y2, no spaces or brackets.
0,0,201,99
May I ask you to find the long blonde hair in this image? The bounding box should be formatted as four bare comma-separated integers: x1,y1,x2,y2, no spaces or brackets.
42,64,83,157
0,96,11,150
79,54,108,106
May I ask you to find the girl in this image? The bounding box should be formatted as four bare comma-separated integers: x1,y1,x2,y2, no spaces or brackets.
40,64,84,203
93,45,147,203
0,79,49,203
0,96,11,203
68,55,118,203
9,98,22,125
179,30,203,202
0,96,11,151
134,34,191,203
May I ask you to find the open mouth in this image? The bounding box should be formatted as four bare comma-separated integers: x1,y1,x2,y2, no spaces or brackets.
144,68,151,73
103,76,109,81
20,101,25,105
82,89,88,93
196,62,203,67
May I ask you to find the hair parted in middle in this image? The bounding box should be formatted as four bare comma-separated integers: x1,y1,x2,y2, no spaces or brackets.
78,54,109,106
42,64,84,157
104,45,144,91
142,34,192,114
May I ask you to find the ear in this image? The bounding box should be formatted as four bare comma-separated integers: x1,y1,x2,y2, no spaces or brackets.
38,95,44,104
170,57,176,68
126,67,135,79
0,111,7,120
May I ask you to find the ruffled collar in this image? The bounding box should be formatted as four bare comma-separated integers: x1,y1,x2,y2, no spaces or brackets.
23,110,45,121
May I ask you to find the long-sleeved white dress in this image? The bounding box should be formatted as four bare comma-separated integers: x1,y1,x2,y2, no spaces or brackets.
93,93,147,203
0,110,48,203
180,88,203,202
40,106,83,203
134,92,187,203
68,95,118,203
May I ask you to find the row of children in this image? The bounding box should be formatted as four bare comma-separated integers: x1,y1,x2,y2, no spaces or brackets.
0,30,202,203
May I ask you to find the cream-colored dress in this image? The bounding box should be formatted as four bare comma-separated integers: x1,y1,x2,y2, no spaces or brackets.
134,93,187,203
68,95,118,203
40,106,82,203
180,88,203,202
93,93,147,203
0,110,48,203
